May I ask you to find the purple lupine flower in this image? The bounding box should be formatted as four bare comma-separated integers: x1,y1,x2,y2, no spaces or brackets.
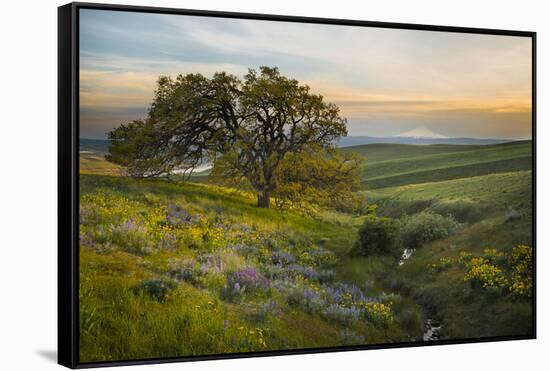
288,264,318,280
227,267,269,293
271,251,295,266
165,203,196,225
158,232,178,249
198,254,226,274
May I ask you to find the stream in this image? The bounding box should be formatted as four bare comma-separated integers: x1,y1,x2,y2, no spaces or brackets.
398,248,415,266
397,248,442,341
423,318,442,341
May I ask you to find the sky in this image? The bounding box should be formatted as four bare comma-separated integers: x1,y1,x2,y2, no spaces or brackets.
79,9,533,140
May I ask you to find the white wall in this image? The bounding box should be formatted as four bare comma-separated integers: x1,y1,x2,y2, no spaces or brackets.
0,0,546,369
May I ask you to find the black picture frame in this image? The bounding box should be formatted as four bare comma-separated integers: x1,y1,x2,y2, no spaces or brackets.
58,2,537,368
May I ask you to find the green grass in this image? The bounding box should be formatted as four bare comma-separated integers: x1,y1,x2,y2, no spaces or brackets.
353,141,531,189
79,173,406,362
341,142,495,162
364,167,533,340
365,171,532,222
390,212,533,339
78,137,533,361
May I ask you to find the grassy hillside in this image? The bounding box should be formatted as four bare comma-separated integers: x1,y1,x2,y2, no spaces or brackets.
341,142,492,162
79,174,408,362
78,138,533,361
350,141,531,189
342,141,533,340
80,152,120,175
365,171,532,222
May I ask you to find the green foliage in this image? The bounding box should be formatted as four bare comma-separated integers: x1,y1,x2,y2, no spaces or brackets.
390,296,425,338
482,248,507,266
132,279,177,302
399,211,461,249
363,302,394,327
427,257,453,274
353,215,401,257
463,257,508,290
272,148,363,213
509,245,533,297
457,251,473,267
108,67,349,208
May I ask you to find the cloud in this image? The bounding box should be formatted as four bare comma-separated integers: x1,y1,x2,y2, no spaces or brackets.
78,9,532,139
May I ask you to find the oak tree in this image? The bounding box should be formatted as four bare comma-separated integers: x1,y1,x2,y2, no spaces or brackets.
108,67,352,208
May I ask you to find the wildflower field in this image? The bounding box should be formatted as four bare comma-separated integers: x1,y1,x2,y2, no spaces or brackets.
79,140,533,362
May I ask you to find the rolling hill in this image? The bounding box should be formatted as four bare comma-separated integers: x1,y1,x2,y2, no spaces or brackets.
344,141,532,189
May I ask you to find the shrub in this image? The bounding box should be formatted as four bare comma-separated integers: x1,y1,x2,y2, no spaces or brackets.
197,249,246,275
457,251,473,267
285,284,326,313
431,201,484,223
109,220,153,255
362,302,393,327
271,250,295,266
353,215,401,257
132,279,177,301
399,211,461,249
164,203,197,226
427,257,453,274
317,269,336,284
167,258,200,283
509,244,533,297
287,264,319,280
226,268,269,293
229,243,261,260
242,300,278,323
157,232,178,250
482,248,506,266
324,304,362,325
464,257,508,290
391,297,424,336
308,247,338,267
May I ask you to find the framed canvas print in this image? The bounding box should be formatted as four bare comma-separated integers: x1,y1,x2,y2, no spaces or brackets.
58,2,536,368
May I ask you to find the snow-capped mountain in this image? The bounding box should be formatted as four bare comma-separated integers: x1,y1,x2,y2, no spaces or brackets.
396,126,448,139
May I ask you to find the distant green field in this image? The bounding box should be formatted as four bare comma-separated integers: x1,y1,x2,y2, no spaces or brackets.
345,141,531,189
365,156,531,189
341,142,495,162
365,170,532,222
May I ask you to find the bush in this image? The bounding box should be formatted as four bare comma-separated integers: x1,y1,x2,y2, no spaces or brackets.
463,257,508,290
427,257,453,274
132,279,177,301
399,211,461,249
226,268,269,293
482,248,506,266
167,258,201,283
324,304,362,325
285,284,326,313
109,220,153,255
363,302,393,327
509,244,533,297
457,251,473,267
353,215,401,257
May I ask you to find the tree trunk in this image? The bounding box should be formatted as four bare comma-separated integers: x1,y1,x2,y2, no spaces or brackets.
257,189,271,208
